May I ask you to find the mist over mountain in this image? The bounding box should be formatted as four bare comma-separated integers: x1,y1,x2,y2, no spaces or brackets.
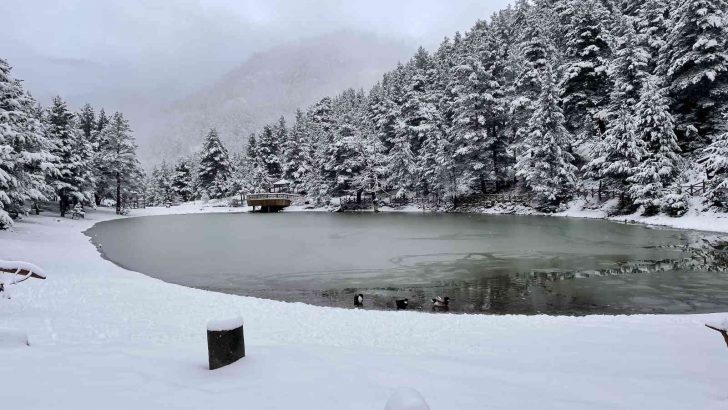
136,31,413,165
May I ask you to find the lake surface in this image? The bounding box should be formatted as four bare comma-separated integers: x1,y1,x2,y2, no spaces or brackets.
86,212,728,315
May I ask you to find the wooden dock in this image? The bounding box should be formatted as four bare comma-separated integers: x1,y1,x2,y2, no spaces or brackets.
246,193,298,212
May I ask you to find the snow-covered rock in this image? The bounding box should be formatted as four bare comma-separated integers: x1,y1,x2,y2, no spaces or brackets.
384,388,430,410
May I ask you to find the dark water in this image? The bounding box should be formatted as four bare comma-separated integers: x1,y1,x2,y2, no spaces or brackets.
86,212,728,315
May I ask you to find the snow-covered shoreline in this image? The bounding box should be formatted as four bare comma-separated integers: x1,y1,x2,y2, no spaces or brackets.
1,206,728,409
287,196,728,234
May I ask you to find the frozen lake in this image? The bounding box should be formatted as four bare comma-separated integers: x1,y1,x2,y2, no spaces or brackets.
86,212,728,314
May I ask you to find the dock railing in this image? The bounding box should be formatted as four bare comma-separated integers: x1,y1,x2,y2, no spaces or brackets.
246,193,300,201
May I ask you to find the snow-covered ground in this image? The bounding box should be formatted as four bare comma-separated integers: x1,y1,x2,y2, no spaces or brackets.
1,206,728,409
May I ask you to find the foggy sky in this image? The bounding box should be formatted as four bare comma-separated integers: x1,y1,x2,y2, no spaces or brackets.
1,0,511,127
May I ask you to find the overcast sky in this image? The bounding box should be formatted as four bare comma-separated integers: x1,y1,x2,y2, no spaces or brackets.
1,0,511,116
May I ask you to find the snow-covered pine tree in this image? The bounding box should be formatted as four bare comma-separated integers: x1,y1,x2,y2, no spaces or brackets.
658,0,728,150
516,64,578,209
512,3,554,142
628,75,682,213
99,112,140,214
77,103,109,205
11,97,57,215
96,109,109,133
558,0,613,138
635,0,671,74
301,97,335,204
77,104,96,146
197,128,231,199
608,12,650,116
702,130,728,206
241,133,268,194
256,125,282,182
281,109,308,189
47,96,94,216
0,59,56,228
394,48,445,197
700,111,728,207
583,105,646,195
152,162,175,205
171,158,194,202
324,89,362,197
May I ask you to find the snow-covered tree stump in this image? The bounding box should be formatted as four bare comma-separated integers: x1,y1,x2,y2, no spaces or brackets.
207,316,245,370
705,321,728,349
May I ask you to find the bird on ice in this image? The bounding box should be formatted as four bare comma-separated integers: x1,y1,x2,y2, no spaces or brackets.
431,296,450,310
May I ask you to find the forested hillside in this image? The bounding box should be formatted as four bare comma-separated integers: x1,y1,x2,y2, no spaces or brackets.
151,0,728,215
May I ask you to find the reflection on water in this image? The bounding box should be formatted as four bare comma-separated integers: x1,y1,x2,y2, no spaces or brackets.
86,212,728,315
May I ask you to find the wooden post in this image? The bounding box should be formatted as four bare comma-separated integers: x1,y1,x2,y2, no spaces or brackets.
207,317,245,370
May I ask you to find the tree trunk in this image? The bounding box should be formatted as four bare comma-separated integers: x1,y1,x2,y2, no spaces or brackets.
356,189,362,205
116,172,122,215
59,194,68,217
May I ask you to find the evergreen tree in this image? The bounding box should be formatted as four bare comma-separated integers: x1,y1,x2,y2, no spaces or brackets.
301,97,335,204
0,59,56,228
282,109,308,189
701,125,728,205
608,13,650,115
516,66,578,208
512,5,554,141
635,0,671,74
628,76,682,212
327,90,365,196
77,104,96,145
256,125,282,181
47,96,94,216
584,105,647,191
99,112,140,214
171,158,194,202
658,0,728,149
151,162,174,205
558,0,613,137
197,129,231,198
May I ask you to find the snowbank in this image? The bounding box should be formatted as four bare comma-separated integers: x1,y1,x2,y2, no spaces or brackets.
0,207,727,409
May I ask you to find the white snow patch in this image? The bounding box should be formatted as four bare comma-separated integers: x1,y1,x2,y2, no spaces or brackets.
0,328,29,348
207,315,244,332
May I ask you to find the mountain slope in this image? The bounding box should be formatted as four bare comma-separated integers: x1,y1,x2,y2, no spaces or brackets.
138,31,412,164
